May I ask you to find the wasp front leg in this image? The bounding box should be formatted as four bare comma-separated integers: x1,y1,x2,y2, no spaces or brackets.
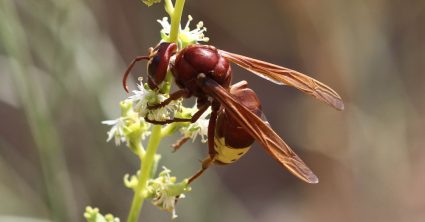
145,100,211,125
147,89,191,110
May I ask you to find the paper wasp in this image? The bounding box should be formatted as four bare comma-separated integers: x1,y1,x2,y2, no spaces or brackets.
122,42,344,184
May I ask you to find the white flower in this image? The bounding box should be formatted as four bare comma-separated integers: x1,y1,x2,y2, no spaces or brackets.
157,17,171,37
128,83,152,116
158,15,209,45
148,167,190,219
180,105,211,143
102,118,127,146
128,82,181,122
102,99,151,147
152,189,182,219
181,15,210,43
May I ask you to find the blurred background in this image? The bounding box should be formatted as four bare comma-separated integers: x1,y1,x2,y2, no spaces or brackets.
1,0,424,221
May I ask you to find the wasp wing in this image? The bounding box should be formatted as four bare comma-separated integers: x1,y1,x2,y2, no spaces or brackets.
200,77,319,184
219,50,344,111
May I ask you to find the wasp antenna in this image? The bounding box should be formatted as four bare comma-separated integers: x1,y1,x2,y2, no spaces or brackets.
122,56,150,93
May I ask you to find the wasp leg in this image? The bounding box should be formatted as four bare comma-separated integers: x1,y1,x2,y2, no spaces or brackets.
172,136,190,152
147,89,190,109
145,101,211,124
188,156,216,184
188,101,220,184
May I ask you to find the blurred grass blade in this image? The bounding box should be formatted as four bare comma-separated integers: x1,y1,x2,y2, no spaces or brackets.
0,1,76,221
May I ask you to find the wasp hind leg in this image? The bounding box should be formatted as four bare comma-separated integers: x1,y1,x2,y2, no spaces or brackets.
188,156,216,184
172,136,190,152
188,100,220,184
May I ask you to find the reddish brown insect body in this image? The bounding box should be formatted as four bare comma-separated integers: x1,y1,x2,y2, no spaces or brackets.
216,82,261,149
172,44,232,98
213,81,262,164
122,41,344,184
148,42,177,90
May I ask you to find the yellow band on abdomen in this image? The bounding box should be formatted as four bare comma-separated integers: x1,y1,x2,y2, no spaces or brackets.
214,137,250,164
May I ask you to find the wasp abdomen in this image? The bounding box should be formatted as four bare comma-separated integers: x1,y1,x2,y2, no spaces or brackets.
214,83,263,164
214,136,251,164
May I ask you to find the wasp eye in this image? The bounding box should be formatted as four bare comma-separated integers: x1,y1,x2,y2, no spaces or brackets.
147,42,177,89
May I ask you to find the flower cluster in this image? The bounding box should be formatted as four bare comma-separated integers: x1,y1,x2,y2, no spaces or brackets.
94,1,212,220
158,15,209,47
128,81,182,122
102,76,209,219
179,104,211,143
124,167,191,219
103,78,211,149
84,207,120,222
102,100,150,154
147,167,191,219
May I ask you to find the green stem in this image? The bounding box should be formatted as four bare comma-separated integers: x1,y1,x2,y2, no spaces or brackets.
169,0,185,44
135,141,145,159
164,0,174,16
126,164,144,222
127,126,162,222
161,122,188,138
126,1,186,221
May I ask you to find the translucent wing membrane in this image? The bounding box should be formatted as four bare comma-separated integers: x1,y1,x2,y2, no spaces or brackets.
200,77,319,184
219,50,344,111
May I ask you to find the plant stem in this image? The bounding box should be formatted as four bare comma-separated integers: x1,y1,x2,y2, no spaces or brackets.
126,1,186,221
169,0,185,44
164,0,174,16
127,125,162,222
161,122,188,138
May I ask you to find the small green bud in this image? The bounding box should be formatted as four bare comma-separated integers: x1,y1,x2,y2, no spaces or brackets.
84,206,120,222
124,172,140,190
119,100,133,117
142,0,161,7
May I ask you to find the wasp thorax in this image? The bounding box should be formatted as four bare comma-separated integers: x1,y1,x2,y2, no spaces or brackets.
172,44,232,96
147,42,177,89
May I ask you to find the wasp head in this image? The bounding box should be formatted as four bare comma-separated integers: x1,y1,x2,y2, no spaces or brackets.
147,42,177,90
122,42,177,93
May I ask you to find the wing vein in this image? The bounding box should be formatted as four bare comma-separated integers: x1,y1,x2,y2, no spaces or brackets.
219,50,344,111
200,77,319,184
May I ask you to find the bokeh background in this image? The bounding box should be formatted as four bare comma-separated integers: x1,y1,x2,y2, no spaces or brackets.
1,0,424,221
